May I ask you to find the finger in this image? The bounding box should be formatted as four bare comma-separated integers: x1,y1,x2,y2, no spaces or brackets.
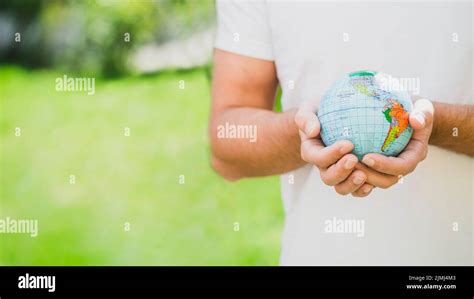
355,163,400,188
361,126,429,176
333,170,367,195
409,98,434,131
300,137,325,163
295,102,320,138
311,140,354,169
361,151,418,176
351,183,375,197
320,153,358,186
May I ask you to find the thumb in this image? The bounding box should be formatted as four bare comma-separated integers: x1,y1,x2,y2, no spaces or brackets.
409,98,434,131
295,101,320,138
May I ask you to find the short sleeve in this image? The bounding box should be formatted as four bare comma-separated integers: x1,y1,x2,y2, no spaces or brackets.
215,0,274,61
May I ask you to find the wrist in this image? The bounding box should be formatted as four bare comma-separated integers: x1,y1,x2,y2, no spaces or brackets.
283,107,307,165
428,101,442,145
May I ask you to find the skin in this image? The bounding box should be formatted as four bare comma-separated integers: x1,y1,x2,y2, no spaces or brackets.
209,50,474,197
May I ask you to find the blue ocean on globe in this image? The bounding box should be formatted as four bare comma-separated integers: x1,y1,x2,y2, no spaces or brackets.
317,70,414,160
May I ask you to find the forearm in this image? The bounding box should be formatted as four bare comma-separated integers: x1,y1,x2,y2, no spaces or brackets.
429,101,474,157
209,107,304,180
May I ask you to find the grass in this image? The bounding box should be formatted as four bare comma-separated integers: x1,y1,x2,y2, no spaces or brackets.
0,66,283,265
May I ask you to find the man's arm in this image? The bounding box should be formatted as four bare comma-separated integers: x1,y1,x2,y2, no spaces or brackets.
210,50,378,197
209,49,304,180
210,49,402,197
210,49,474,194
429,102,474,157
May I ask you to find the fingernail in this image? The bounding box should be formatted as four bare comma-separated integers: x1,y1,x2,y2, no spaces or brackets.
414,113,425,126
344,158,357,170
353,176,365,185
294,110,303,125
363,185,373,193
362,157,375,167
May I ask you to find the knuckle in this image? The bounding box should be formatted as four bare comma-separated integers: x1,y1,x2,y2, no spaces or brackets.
311,152,324,167
380,176,398,189
352,191,368,198
333,162,346,177
324,165,347,186
320,173,334,186
421,149,428,161
334,185,349,195
405,164,417,175
389,177,399,187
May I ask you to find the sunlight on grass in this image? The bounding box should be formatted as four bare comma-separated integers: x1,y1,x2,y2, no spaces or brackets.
0,66,283,265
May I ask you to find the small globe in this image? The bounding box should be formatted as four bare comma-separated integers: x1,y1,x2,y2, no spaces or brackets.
318,70,413,160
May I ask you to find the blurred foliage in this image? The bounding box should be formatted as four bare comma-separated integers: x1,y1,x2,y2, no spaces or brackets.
0,0,215,77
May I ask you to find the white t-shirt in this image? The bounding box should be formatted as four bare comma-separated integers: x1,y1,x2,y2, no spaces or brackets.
215,0,473,265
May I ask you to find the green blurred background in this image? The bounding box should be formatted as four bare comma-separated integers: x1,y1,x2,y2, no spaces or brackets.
0,0,283,265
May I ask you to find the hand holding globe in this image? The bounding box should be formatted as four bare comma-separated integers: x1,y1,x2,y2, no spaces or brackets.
318,70,414,160
295,70,434,197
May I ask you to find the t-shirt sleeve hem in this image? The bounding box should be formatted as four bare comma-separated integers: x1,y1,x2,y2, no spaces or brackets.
214,35,274,62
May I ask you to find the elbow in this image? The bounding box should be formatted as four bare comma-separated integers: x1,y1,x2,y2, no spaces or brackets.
210,154,242,182
208,118,243,182
209,123,242,182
